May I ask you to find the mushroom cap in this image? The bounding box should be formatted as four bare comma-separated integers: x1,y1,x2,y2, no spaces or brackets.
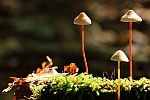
73,12,91,25
120,10,142,22
111,50,129,62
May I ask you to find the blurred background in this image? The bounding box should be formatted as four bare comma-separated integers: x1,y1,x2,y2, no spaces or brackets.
0,0,150,99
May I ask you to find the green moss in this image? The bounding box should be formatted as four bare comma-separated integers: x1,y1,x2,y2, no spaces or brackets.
30,73,150,100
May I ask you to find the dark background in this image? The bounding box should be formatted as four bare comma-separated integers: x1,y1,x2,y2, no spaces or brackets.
0,0,150,99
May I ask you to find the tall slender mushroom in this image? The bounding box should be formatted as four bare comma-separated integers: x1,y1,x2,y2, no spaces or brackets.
120,10,142,79
73,12,92,74
111,50,129,100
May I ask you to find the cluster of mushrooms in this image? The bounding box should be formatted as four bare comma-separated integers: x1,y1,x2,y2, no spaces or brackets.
2,10,142,100
74,10,142,100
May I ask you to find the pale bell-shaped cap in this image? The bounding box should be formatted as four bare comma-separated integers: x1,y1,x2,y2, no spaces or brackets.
73,12,91,25
120,10,142,22
111,50,129,62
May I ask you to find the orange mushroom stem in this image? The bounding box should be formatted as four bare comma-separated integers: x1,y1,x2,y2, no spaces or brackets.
129,22,133,79
81,25,88,74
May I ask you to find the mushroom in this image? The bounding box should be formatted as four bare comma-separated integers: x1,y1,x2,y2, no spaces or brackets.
120,10,142,79
73,12,91,74
120,10,142,22
111,50,129,100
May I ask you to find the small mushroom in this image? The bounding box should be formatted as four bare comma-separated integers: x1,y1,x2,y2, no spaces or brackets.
73,12,91,25
111,50,129,100
111,50,129,62
120,10,142,79
120,10,142,22
73,12,92,74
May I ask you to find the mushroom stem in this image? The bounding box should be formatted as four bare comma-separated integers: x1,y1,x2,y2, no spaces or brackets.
118,61,121,100
81,25,88,74
129,22,133,79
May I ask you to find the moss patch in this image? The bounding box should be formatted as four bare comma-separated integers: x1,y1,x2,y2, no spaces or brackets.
30,73,150,100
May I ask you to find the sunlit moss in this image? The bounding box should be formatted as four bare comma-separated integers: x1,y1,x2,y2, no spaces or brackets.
30,73,150,100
